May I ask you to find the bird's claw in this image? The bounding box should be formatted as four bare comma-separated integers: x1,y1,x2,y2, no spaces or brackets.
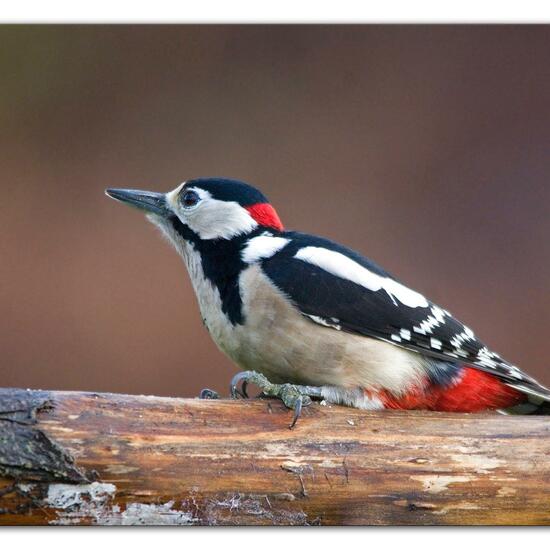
289,395,303,429
230,370,270,399
199,388,219,399
229,371,320,429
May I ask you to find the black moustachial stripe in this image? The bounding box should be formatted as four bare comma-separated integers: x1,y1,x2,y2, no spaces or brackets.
170,215,266,325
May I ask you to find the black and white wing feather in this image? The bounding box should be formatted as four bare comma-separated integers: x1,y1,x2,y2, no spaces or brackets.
260,231,549,400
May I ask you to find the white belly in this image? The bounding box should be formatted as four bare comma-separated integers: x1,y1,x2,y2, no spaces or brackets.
193,260,426,395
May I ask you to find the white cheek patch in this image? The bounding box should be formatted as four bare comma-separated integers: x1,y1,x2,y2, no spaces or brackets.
169,186,258,240
187,199,258,240
242,235,290,263
294,246,429,308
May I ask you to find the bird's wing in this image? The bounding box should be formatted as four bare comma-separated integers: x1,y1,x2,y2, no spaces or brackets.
260,232,549,400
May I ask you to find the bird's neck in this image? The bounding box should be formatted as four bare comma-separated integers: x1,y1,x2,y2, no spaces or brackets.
171,219,272,325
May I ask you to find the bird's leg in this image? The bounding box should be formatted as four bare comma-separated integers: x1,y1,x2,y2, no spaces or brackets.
230,371,323,429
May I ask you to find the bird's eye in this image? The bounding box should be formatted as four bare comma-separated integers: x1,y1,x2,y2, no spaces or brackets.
181,190,200,208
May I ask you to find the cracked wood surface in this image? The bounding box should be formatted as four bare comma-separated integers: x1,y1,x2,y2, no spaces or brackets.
1,387,550,525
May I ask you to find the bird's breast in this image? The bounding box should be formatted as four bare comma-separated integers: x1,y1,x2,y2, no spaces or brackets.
231,265,427,392
184,248,426,393
181,246,239,356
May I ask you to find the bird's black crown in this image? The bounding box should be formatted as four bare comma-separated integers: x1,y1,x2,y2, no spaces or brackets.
186,178,270,207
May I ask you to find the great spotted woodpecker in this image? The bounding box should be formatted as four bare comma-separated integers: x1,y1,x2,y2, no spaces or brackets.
106,178,550,427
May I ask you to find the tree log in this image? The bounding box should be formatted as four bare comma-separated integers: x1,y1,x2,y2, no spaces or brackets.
1,387,549,525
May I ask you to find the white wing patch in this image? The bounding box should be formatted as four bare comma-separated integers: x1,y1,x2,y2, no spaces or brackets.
242,235,290,263
430,337,443,350
412,305,447,335
294,246,429,308
304,314,342,331
449,326,476,357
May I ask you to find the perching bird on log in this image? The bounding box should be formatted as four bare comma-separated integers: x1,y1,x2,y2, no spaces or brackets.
105,178,550,426
4,389,550,526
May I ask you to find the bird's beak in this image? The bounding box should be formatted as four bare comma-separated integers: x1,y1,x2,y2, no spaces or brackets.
105,188,170,216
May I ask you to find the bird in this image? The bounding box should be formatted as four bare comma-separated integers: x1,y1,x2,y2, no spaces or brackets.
106,177,550,427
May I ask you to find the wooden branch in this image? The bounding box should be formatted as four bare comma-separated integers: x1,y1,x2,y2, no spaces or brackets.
1,387,549,525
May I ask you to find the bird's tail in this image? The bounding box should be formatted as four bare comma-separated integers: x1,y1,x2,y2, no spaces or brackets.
500,383,550,415
526,401,550,414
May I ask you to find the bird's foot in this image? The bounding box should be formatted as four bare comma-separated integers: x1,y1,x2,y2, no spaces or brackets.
230,370,323,429
199,388,219,399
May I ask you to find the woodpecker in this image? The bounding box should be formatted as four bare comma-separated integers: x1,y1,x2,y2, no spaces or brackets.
106,178,550,427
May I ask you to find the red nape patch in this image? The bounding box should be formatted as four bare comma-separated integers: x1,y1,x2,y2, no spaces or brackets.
245,203,284,231
377,367,525,412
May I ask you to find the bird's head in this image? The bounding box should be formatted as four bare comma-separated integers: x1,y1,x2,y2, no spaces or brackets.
106,178,284,249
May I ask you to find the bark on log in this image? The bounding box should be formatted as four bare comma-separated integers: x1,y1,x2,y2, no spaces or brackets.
1,387,550,525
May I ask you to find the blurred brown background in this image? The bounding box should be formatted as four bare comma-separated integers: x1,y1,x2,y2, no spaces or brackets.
1,25,549,397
